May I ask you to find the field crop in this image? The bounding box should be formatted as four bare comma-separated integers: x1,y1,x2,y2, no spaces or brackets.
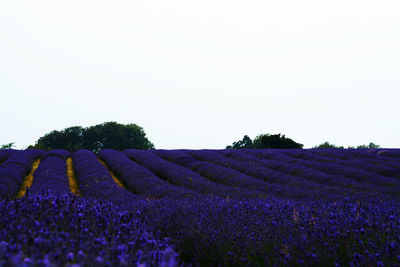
0,148,399,266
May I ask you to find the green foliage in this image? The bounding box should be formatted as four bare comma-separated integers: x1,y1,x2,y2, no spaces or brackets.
83,122,155,152
226,135,253,149
32,122,154,152
314,142,344,149
227,133,303,149
32,126,85,151
253,133,303,149
315,142,380,149
0,142,15,149
356,142,380,149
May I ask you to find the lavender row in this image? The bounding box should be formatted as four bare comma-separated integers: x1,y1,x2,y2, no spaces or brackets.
155,150,273,192
3,192,399,266
219,149,383,199
323,148,400,166
155,149,336,200
28,149,71,196
124,150,264,199
0,149,16,163
191,149,363,196
0,149,44,200
295,149,400,184
281,149,400,179
371,148,400,159
0,192,178,266
289,148,400,173
247,149,400,193
72,149,143,209
330,148,400,170
139,196,400,266
99,149,197,199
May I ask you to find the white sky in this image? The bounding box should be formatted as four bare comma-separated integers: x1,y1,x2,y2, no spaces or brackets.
1,0,399,149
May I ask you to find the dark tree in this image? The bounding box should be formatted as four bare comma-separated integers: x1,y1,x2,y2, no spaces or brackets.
253,133,303,149
83,122,155,152
32,122,154,152
356,142,380,149
33,126,85,151
314,141,344,149
226,135,253,149
314,142,380,149
1,142,15,149
227,133,303,149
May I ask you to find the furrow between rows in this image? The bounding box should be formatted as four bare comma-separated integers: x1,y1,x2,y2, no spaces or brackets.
98,158,126,189
67,157,81,196
16,159,40,198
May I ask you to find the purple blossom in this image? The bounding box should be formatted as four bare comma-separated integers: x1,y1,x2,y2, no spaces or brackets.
29,150,71,196
72,149,144,209
99,149,196,199
0,148,399,266
0,149,44,200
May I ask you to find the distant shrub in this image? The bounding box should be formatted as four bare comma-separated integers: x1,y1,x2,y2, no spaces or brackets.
315,142,380,149
356,142,380,149
253,133,303,149
227,133,303,149
0,142,15,149
314,142,344,149
226,135,253,149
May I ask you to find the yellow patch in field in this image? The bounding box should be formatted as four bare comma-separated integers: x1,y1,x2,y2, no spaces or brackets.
67,158,81,196
98,159,125,188
17,159,40,198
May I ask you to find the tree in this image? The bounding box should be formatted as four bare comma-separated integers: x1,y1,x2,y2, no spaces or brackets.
1,142,15,149
356,142,380,149
33,126,85,151
227,133,303,149
314,141,380,149
253,133,303,149
83,122,154,152
32,122,154,152
314,142,344,149
226,135,253,149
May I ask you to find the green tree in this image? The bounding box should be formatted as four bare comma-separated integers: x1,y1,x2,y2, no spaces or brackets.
356,142,380,149
1,142,15,149
314,141,344,149
226,135,253,149
33,126,85,151
32,122,154,152
253,133,303,149
314,142,380,149
83,122,154,152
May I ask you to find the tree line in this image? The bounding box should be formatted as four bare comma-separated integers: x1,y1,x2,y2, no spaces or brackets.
226,135,380,149
27,122,154,152
1,122,380,151
226,134,303,149
313,141,380,149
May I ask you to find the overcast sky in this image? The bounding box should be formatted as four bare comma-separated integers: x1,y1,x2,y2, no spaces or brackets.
1,0,399,149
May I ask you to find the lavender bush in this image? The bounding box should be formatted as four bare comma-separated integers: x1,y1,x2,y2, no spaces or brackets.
29,149,71,196
0,149,44,200
0,149,15,163
0,148,399,266
0,192,178,266
72,149,144,210
277,148,394,177
155,149,271,193
124,149,264,199
139,196,400,266
99,149,196,199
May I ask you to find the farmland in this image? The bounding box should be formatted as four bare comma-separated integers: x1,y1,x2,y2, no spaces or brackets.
1,148,400,266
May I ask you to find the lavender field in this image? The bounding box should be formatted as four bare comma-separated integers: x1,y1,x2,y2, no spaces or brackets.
1,148,400,266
